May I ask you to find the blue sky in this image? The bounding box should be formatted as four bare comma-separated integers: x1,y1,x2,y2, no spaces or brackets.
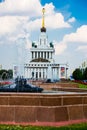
0,0,87,76
41,0,87,23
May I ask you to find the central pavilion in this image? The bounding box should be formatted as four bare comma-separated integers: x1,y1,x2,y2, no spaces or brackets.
24,8,68,80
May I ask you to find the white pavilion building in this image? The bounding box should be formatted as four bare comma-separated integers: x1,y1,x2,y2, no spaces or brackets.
24,8,68,80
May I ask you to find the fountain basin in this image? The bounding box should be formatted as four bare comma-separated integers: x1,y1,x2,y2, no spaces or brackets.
0,92,87,123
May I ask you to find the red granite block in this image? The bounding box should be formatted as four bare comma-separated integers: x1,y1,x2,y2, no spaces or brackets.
40,97,61,106
15,106,37,122
55,106,69,121
63,96,82,105
0,106,14,122
68,105,84,120
9,96,40,106
83,105,87,119
83,96,87,104
0,96,8,105
36,107,55,122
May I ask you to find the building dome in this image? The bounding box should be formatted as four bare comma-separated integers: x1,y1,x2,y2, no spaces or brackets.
40,27,46,32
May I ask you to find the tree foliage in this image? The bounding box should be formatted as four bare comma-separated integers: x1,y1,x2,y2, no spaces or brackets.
83,67,87,80
0,69,13,80
72,67,87,80
72,68,83,80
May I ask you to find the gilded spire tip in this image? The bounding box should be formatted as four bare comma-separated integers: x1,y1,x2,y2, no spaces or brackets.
41,8,46,32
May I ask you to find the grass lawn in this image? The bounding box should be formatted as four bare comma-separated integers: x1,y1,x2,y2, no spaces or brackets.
0,123,87,130
78,83,87,89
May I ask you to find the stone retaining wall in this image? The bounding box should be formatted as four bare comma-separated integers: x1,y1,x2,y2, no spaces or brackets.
38,82,79,90
0,93,87,123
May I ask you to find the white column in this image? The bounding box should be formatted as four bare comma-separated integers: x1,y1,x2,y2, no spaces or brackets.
44,52,45,59
33,52,35,59
29,68,31,79
59,67,61,79
51,52,52,59
65,67,67,79
24,68,27,78
45,68,47,79
55,68,57,79
34,68,36,79
37,52,38,59
43,68,44,79
57,68,59,79
40,52,41,58
46,68,48,79
52,68,54,79
38,68,39,79
31,68,32,79
27,69,29,78
40,68,42,79
44,68,45,79
41,68,43,79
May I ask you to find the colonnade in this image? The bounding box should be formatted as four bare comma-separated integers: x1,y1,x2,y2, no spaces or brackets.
32,51,53,59
24,67,62,80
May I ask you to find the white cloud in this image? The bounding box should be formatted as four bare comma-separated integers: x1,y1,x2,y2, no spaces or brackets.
77,46,87,58
64,25,87,43
55,25,87,55
0,0,72,47
77,45,87,52
0,0,42,17
25,12,71,32
46,13,70,29
0,0,70,34
68,17,76,23
0,16,21,35
54,41,67,55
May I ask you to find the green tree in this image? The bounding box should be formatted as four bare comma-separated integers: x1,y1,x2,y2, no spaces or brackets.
83,67,87,80
0,69,13,80
0,69,7,75
8,69,13,79
0,69,8,80
72,68,83,80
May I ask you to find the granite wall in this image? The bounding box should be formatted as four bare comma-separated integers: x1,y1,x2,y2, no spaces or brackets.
0,93,87,123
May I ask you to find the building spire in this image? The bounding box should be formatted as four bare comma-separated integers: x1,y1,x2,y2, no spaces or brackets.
41,8,46,32
42,8,45,28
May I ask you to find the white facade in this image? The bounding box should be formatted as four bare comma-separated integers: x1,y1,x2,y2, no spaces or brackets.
24,63,68,80
24,8,68,80
24,29,68,80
